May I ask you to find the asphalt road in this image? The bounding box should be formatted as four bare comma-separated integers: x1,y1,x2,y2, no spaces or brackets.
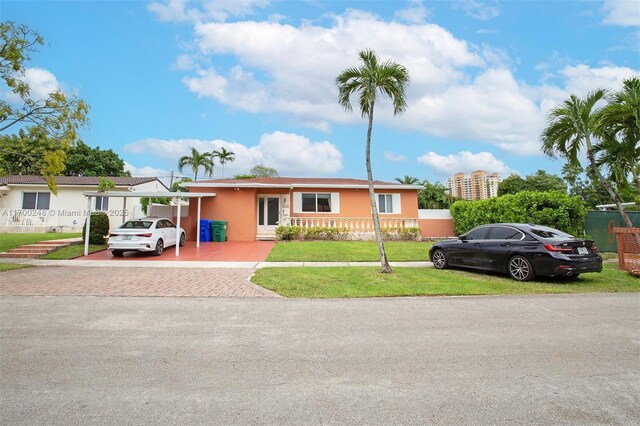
1,294,639,425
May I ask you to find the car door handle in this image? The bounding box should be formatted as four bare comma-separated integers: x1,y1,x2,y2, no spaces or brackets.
501,243,512,247
473,243,481,247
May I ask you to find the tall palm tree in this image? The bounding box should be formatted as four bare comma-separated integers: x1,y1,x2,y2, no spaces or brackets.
541,90,634,227
395,175,420,184
178,147,213,182
598,77,640,190
211,147,235,179
337,49,410,273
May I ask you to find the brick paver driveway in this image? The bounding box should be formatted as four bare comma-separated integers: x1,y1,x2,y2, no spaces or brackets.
0,266,279,298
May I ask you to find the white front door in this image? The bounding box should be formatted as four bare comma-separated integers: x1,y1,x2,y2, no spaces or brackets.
257,195,280,235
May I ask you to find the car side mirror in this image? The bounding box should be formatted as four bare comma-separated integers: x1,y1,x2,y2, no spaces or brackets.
459,235,468,241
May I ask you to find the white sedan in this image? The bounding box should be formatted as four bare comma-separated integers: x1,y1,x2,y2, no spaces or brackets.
108,217,186,257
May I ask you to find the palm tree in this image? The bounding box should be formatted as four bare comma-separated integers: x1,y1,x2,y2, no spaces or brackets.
337,49,410,273
178,147,213,182
598,77,640,190
211,147,235,179
541,90,634,227
395,175,420,184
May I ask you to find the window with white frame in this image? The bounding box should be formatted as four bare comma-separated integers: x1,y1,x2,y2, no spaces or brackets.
95,196,109,211
293,192,340,214
301,193,331,212
376,193,401,214
22,192,50,210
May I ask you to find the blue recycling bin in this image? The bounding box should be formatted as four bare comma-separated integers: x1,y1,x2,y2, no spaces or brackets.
199,219,212,242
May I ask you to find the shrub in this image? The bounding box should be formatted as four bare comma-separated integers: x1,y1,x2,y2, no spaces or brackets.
276,226,303,241
82,211,110,244
380,227,422,241
450,191,586,236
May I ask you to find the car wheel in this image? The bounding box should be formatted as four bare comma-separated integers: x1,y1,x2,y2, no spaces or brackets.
431,249,448,269
112,250,124,257
154,239,164,256
508,255,536,282
179,232,186,247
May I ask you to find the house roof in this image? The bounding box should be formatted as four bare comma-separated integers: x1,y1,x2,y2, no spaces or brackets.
186,177,422,190
0,175,163,187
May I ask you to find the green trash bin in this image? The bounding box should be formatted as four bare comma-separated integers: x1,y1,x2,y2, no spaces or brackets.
210,220,228,242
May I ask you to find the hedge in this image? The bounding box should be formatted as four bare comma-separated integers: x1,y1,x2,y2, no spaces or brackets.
275,225,421,241
450,191,586,236
82,211,110,244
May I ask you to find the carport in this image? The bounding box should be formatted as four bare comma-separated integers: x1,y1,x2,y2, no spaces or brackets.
82,191,216,257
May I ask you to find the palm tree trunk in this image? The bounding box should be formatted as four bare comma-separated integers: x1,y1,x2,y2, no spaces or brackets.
365,104,392,273
586,139,634,227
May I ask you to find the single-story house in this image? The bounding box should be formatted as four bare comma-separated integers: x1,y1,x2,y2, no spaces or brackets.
0,175,169,233
182,177,424,241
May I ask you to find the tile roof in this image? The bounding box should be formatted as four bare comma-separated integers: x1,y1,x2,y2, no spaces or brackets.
196,177,403,186
0,175,160,187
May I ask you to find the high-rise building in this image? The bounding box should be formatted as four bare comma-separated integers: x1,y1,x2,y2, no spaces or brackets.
445,170,501,200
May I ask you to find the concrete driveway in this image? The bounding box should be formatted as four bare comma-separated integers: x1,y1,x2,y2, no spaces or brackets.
1,293,638,425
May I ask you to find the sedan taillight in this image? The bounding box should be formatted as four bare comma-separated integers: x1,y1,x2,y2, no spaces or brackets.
543,244,573,253
136,233,153,238
591,244,598,253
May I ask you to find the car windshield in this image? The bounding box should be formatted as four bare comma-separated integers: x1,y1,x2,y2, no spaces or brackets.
529,227,574,241
120,221,153,229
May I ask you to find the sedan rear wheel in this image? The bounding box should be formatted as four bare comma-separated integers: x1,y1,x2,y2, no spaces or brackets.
112,250,124,257
432,249,448,269
179,232,186,247
154,239,164,256
508,255,535,282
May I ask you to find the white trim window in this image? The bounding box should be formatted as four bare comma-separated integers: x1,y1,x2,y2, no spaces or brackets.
376,193,401,214
293,192,340,214
22,192,51,210
95,196,109,211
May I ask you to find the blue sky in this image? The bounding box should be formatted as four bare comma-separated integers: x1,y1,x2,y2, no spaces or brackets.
2,0,639,184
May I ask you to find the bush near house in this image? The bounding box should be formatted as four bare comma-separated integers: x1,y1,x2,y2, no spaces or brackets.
275,226,422,241
82,211,110,244
450,191,586,236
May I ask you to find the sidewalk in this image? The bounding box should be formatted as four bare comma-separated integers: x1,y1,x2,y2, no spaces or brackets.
0,258,432,269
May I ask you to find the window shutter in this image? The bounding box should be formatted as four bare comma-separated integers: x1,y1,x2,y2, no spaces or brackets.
293,192,303,214
331,193,340,214
392,193,401,214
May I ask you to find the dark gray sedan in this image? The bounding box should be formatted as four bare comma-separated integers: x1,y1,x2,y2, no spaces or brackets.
428,223,602,281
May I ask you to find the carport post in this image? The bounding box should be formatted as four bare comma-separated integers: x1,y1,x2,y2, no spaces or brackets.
122,197,127,224
84,196,92,256
175,193,182,257
196,196,201,248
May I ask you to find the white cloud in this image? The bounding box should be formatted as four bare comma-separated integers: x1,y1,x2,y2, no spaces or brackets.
452,0,501,21
383,151,407,162
601,0,640,27
124,162,171,178
394,0,431,24
560,64,638,95
164,8,639,156
148,0,270,23
124,131,343,177
417,151,516,176
2,67,62,102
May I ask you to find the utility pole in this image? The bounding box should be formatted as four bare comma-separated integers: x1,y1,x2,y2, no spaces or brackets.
169,170,174,190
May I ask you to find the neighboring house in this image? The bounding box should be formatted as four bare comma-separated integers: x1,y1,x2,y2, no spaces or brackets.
183,177,423,241
0,176,169,233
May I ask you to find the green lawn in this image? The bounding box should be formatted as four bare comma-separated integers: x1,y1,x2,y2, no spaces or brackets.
0,233,81,252
252,263,639,298
0,263,32,272
266,241,432,262
41,244,107,260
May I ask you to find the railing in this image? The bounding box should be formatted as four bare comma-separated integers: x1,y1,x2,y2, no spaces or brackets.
279,216,419,232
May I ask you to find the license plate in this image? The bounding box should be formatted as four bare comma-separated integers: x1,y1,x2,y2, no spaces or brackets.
123,235,132,240
577,247,588,255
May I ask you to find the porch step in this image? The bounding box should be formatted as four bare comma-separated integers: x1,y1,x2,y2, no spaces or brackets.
256,234,276,241
0,240,75,259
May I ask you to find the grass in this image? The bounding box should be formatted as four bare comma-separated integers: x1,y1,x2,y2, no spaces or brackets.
252,263,639,298
266,241,432,262
41,244,107,260
0,233,81,253
0,263,32,272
